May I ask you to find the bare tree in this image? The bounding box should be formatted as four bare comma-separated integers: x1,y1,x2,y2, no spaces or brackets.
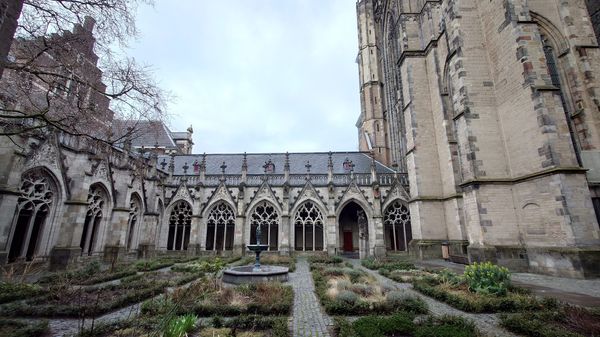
0,0,171,146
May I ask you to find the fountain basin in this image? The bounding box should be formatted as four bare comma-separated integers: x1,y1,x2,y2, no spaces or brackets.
222,265,289,284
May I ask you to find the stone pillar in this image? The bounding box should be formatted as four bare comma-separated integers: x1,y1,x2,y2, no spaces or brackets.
234,186,246,255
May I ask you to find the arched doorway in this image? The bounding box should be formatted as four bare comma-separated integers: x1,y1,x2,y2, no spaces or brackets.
167,201,192,251
80,184,108,256
8,169,58,263
383,200,412,251
338,201,368,259
206,202,235,251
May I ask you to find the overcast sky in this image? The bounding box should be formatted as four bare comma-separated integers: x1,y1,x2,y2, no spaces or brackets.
128,0,361,154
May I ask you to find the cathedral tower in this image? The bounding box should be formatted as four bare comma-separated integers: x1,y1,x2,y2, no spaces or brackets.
356,0,389,165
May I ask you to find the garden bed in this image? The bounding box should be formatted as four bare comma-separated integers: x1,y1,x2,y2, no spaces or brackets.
361,257,415,272
0,318,49,337
0,278,169,318
37,262,137,286
334,313,481,337
311,262,427,316
0,282,45,304
500,305,600,337
411,266,550,313
141,278,293,317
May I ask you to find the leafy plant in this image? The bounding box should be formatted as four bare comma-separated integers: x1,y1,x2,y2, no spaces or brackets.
464,262,510,296
164,314,198,337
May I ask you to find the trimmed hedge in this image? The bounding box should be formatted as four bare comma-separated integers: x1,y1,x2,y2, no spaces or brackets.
500,305,600,337
0,319,48,337
0,282,44,304
361,258,415,272
334,314,480,337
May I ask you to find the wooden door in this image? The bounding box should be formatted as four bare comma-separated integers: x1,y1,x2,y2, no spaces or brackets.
343,231,353,252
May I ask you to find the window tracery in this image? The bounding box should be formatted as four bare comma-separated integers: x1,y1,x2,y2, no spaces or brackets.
383,200,412,251
250,201,278,250
80,185,106,255
8,169,57,262
206,202,235,251
294,201,324,251
126,195,141,250
167,201,192,251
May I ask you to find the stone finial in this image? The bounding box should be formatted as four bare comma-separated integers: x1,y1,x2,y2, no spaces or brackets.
200,153,207,171
160,158,167,170
284,152,290,171
328,151,333,169
182,162,189,175
220,161,227,175
242,152,248,171
168,153,175,174
305,160,312,173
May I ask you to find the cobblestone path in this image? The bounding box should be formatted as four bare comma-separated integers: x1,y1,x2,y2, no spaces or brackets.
348,259,519,337
290,258,332,337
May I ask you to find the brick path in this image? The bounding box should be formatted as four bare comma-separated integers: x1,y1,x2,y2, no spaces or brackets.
290,257,332,337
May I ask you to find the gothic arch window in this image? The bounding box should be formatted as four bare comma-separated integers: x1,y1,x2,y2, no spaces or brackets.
206,202,235,251
79,184,107,256
249,201,279,251
294,201,324,251
383,200,412,251
126,194,142,250
8,169,58,262
167,201,192,251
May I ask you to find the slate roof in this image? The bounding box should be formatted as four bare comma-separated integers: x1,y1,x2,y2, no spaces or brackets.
112,120,177,149
158,152,396,175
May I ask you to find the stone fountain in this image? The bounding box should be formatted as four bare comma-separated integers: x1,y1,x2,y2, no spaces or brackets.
222,225,289,284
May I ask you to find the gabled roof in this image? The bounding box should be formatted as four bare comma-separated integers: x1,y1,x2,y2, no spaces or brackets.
112,120,177,149
159,152,395,175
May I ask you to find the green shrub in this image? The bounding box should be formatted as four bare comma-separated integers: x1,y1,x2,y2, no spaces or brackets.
334,317,356,337
0,319,48,337
336,290,359,305
362,258,415,271
0,282,44,304
353,313,415,337
141,296,174,316
438,269,463,286
382,290,428,315
464,262,510,296
499,307,593,337
414,315,478,337
212,315,224,328
164,314,198,337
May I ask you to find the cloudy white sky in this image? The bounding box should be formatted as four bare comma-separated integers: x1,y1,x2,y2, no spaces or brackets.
128,0,361,154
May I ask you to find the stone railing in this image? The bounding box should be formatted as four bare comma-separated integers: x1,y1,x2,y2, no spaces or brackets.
169,172,409,188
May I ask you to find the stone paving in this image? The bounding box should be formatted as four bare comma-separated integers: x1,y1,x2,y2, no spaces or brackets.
290,257,332,337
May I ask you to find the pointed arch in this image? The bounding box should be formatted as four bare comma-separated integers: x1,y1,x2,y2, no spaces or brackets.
8,167,61,262
248,200,279,251
80,183,110,256
205,201,235,251
293,201,325,251
126,193,142,251
337,200,370,259
167,200,192,251
383,199,412,251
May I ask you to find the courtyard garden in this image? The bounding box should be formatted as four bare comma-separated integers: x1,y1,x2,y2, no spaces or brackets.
0,255,292,337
